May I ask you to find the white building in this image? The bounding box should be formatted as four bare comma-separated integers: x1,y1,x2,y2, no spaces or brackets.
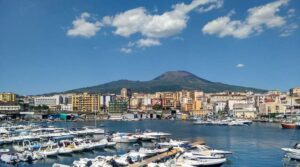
100,95,115,108
60,104,73,111
0,103,21,112
34,95,61,107
214,101,227,113
232,103,257,118
228,99,247,111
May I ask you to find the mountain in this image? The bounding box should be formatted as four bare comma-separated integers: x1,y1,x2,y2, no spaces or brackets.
61,71,266,94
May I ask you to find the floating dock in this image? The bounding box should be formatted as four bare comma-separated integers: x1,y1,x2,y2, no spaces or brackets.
128,139,205,167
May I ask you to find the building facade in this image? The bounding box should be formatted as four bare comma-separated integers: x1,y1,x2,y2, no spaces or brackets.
0,93,16,103
108,99,128,114
72,93,100,112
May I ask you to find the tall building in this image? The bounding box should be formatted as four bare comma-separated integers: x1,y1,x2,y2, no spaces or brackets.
0,93,16,103
108,99,128,114
72,92,100,112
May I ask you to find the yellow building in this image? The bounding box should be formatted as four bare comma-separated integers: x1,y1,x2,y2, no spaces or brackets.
0,93,16,103
72,92,100,112
258,102,286,115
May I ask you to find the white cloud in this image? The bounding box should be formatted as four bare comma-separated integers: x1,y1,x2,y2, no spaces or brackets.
280,23,299,37
236,64,245,68
197,0,223,13
202,0,290,38
67,12,101,38
136,38,161,48
120,47,132,54
105,0,223,38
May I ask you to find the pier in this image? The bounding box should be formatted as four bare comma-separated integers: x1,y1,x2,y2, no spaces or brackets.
128,139,205,167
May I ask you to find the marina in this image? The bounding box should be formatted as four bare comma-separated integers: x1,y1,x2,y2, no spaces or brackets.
0,120,299,166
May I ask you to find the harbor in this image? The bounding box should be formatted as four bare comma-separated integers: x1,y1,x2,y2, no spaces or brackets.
0,120,299,166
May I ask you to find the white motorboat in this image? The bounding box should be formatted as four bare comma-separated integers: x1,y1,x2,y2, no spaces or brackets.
0,153,19,164
58,140,74,155
111,133,138,143
73,156,113,167
93,138,108,149
158,139,189,147
177,157,227,167
194,145,233,156
106,141,117,147
143,131,171,139
12,140,41,152
228,121,245,126
133,134,157,141
53,163,71,167
72,141,85,152
138,147,157,157
114,149,149,165
38,143,59,157
286,152,300,160
0,148,10,153
282,143,300,154
17,150,35,162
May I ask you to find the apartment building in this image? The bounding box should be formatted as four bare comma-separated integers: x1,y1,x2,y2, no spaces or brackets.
72,92,100,112
0,92,16,103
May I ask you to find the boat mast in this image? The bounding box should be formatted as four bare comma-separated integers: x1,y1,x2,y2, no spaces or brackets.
94,109,97,128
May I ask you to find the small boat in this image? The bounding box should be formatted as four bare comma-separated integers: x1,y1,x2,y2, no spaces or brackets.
142,131,171,139
282,143,300,154
177,157,227,167
194,145,233,156
281,122,296,129
0,153,19,164
0,148,10,153
157,139,189,147
58,140,74,155
72,141,85,152
93,139,108,149
38,143,59,157
111,133,138,143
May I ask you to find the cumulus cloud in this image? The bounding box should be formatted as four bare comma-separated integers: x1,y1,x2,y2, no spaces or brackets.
236,64,245,68
136,38,161,48
105,0,223,38
197,0,223,13
202,0,290,38
67,12,102,38
120,47,132,54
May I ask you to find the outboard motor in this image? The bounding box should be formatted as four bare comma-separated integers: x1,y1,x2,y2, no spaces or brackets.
86,160,93,167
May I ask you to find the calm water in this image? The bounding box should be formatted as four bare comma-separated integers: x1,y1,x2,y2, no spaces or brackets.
2,120,300,167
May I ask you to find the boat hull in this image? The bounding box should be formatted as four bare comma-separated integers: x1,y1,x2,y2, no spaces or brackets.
281,123,296,129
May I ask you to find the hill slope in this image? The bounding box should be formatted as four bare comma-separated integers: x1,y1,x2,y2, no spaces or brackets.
63,71,266,94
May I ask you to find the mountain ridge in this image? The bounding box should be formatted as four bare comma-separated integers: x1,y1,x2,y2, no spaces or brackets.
57,71,266,94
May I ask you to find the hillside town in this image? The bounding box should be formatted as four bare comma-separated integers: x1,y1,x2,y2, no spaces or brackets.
0,87,300,121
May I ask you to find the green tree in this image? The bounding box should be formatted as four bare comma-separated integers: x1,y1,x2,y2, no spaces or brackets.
153,104,162,110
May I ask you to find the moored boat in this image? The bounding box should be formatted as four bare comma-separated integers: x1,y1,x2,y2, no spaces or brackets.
281,122,296,129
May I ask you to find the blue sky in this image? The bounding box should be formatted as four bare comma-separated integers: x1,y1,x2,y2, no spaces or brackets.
0,0,299,95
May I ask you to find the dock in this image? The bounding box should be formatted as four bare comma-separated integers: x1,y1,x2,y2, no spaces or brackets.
128,139,205,167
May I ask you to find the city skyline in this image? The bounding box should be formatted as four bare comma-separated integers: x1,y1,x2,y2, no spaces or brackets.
1,0,299,95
